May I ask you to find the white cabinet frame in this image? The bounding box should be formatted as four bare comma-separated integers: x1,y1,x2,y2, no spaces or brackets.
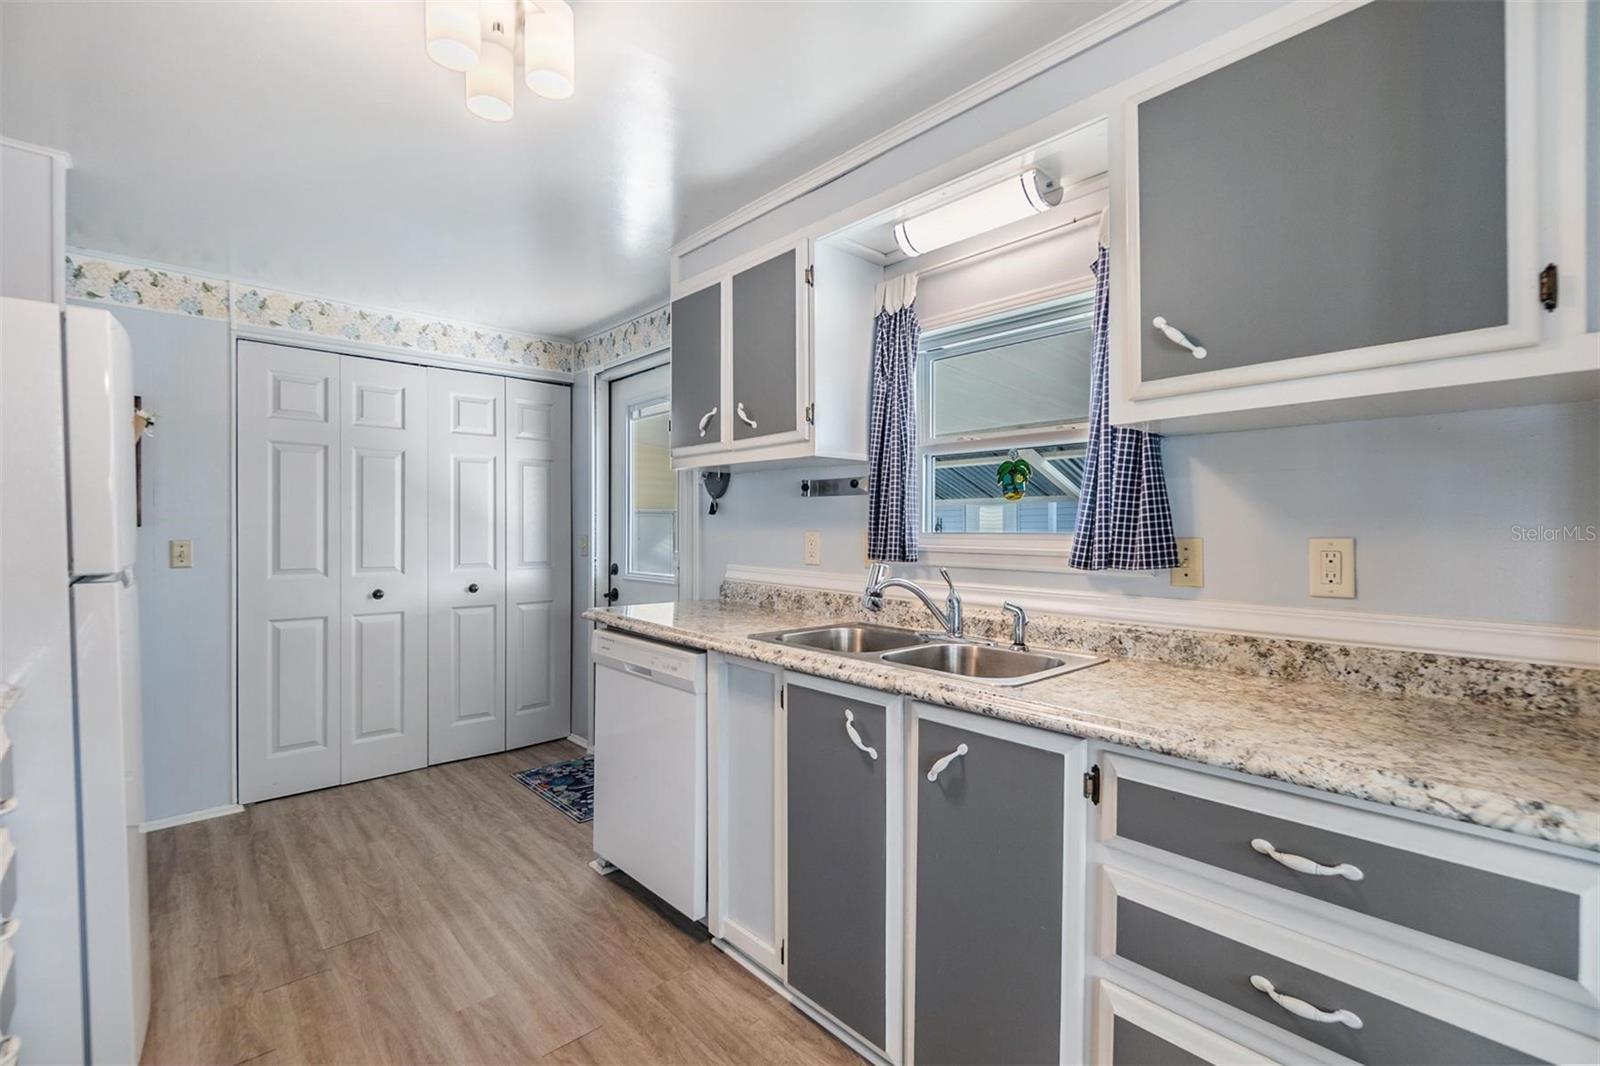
905,703,1088,1065
1109,0,1594,431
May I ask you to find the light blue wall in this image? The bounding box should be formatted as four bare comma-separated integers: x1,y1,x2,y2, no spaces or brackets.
699,402,1600,629
71,302,235,821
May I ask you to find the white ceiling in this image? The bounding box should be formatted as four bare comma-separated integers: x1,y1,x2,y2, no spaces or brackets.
0,0,1116,338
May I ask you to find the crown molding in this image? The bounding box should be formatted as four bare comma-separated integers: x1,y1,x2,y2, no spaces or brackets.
669,0,1178,259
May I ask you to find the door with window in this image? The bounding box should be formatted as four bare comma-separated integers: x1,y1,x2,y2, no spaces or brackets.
606,365,677,606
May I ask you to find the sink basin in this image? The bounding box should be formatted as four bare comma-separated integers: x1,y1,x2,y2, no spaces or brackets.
757,624,925,654
880,642,1104,686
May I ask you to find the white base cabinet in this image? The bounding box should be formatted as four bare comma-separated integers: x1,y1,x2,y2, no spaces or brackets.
238,341,570,802
701,657,1600,1066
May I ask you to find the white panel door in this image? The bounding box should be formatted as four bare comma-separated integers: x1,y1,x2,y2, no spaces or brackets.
341,357,429,783
505,380,572,748
237,340,342,802
427,368,507,763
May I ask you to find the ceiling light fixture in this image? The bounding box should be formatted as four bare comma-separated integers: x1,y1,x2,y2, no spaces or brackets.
893,169,1058,258
426,0,577,121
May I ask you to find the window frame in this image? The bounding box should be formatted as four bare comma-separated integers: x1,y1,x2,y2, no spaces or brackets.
623,395,678,583
914,285,1097,568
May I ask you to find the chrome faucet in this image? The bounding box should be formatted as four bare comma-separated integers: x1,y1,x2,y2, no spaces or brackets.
1002,601,1030,650
863,563,964,639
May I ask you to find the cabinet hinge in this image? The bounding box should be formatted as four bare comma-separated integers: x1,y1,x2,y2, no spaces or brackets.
804,402,815,425
779,688,785,708
780,939,786,964
1082,765,1101,805
804,265,814,287
1539,263,1558,311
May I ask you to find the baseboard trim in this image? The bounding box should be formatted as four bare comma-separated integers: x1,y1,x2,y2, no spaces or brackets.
566,732,591,750
141,803,244,833
722,565,1600,669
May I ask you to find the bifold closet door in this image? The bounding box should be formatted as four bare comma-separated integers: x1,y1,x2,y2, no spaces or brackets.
340,357,429,783
505,380,572,748
237,341,342,803
427,368,508,764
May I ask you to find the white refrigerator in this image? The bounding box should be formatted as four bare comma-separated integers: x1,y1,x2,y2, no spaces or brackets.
0,297,150,1063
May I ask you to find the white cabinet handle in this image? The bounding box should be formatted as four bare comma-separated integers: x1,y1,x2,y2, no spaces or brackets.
0,798,15,817
1152,316,1207,359
1250,975,1363,1029
0,918,17,943
698,406,718,438
843,709,878,761
0,1036,19,1066
735,402,759,429
1251,838,1364,881
926,743,968,782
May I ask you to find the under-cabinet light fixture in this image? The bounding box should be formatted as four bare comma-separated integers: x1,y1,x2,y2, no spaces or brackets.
893,169,1056,258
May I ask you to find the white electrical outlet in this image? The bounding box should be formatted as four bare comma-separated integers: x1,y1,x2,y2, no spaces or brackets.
1170,537,1203,588
804,530,822,566
1309,537,1355,598
169,539,193,569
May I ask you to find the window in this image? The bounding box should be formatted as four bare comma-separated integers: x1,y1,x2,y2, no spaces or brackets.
918,292,1095,538
627,400,676,579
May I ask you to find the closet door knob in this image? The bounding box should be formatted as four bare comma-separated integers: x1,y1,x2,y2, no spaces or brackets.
371,589,385,600
467,583,480,594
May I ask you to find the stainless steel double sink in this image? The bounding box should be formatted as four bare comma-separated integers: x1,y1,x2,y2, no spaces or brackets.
749,623,1104,687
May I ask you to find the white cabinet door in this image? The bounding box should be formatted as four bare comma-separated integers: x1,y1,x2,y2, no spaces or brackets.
504,379,572,748
237,341,342,802
708,656,784,977
340,357,429,783
426,368,507,764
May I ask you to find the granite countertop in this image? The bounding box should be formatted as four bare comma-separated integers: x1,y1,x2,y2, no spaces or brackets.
586,600,1600,852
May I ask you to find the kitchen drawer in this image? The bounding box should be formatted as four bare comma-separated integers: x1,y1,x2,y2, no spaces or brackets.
1100,755,1596,995
1099,867,1595,1066
1092,980,1277,1066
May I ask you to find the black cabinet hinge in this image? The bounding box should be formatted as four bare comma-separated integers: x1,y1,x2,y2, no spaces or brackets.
1083,765,1101,805
805,402,815,425
804,265,814,287
1539,263,1558,311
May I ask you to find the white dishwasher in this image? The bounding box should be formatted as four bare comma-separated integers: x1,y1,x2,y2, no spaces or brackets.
591,628,707,921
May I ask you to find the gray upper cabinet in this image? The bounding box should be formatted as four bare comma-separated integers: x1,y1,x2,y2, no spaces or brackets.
913,717,1066,1066
729,248,802,443
1135,0,1515,385
669,281,722,452
786,681,892,1053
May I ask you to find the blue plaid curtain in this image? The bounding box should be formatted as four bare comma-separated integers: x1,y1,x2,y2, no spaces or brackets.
867,300,920,562
1068,242,1180,571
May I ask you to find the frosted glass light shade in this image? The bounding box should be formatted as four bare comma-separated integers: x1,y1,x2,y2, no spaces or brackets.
894,169,1053,258
466,40,516,121
523,0,576,100
425,0,481,72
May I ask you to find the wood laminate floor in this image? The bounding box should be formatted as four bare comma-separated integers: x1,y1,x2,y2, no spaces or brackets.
142,740,859,1065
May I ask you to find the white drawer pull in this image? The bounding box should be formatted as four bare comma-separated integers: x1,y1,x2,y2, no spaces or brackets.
0,918,17,943
698,406,718,438
735,402,758,429
843,709,878,761
0,1035,19,1066
1251,837,1364,881
1152,316,1207,359
1250,975,1363,1029
0,799,14,817
926,744,968,782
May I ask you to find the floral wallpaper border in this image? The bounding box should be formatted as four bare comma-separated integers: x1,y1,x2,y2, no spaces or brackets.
573,304,671,370
66,253,576,372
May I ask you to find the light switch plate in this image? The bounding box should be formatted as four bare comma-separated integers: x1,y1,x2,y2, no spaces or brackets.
1170,538,1203,587
1309,537,1355,598
169,539,193,569
803,531,822,566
